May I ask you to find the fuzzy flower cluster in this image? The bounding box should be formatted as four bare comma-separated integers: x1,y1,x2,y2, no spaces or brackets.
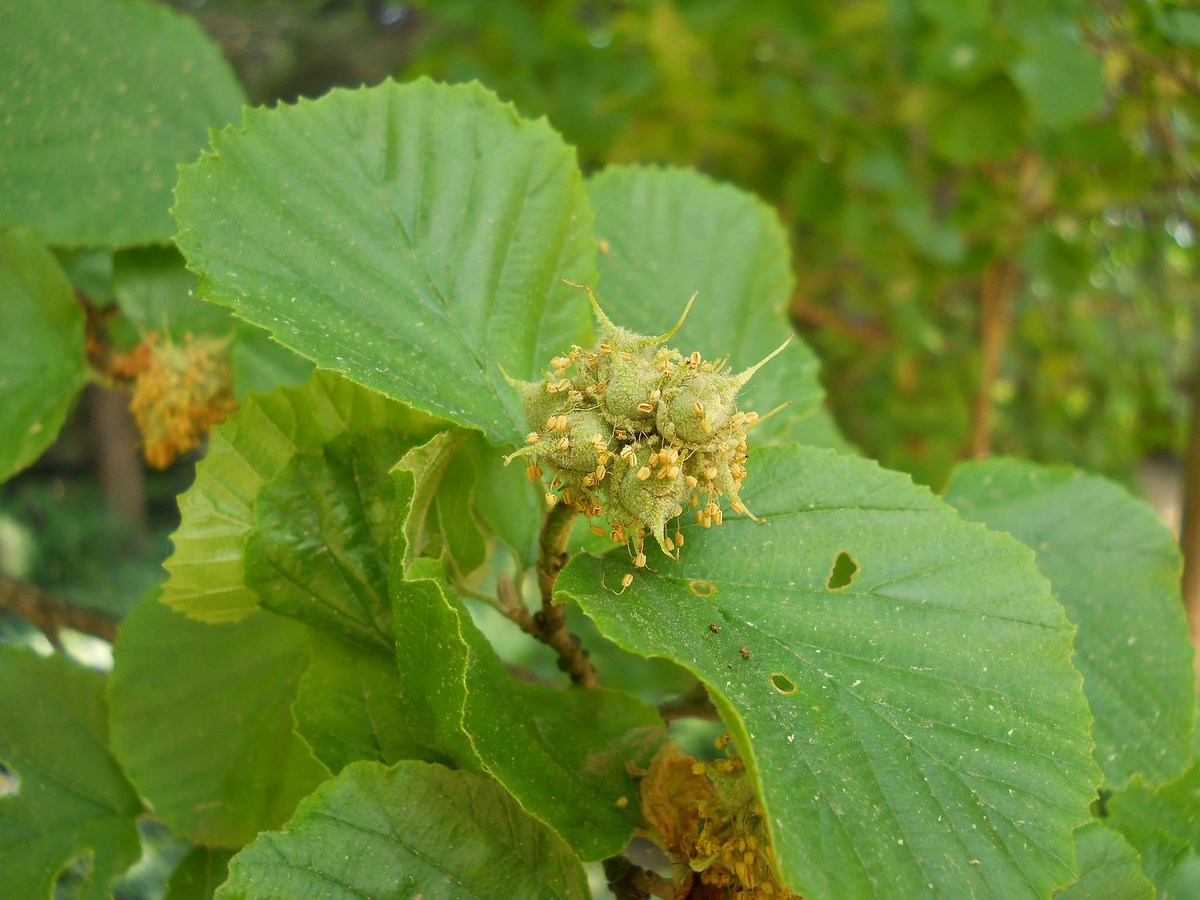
505,284,786,569
109,332,236,469
639,738,797,898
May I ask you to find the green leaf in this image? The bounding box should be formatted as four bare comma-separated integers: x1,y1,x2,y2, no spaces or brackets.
467,430,543,566
1009,30,1104,127
0,0,244,246
1106,763,1200,898
558,444,1100,897
216,761,590,900
393,430,488,582
174,78,596,445
388,483,665,858
165,847,233,900
246,430,415,652
586,165,827,445
292,631,446,774
1054,822,1153,900
108,594,327,847
928,76,1026,164
945,458,1195,788
0,229,89,483
112,247,232,341
161,371,435,623
0,648,141,900
389,576,664,859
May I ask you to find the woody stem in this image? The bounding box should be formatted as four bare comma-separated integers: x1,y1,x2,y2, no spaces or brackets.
500,503,599,688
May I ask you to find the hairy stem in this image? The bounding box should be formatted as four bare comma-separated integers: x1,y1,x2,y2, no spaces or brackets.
498,504,598,688
0,575,119,647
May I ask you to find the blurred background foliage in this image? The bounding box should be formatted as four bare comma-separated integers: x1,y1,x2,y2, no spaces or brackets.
170,0,1200,487
6,0,1198,624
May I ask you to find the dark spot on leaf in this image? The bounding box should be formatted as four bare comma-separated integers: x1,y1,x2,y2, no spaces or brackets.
690,580,716,598
709,623,720,633
827,550,858,590
770,673,797,695
0,762,19,797
739,646,751,660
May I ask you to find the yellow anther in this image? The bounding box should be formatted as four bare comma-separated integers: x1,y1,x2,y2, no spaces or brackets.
636,466,652,481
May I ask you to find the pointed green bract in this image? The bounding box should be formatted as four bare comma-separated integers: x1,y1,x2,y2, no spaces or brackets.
0,0,244,246
174,78,596,445
559,444,1099,897
0,648,141,900
108,594,327,847
161,371,436,622
217,761,590,900
0,230,89,483
586,165,832,446
945,458,1195,788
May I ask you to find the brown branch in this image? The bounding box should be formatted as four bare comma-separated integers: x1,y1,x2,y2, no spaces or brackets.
497,504,598,688
0,575,119,646
658,682,719,722
791,295,892,350
1179,356,1200,684
969,259,1020,459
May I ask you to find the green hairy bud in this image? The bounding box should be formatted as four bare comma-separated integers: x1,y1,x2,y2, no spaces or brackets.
504,282,788,573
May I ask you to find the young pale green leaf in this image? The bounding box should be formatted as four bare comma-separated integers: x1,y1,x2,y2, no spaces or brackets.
0,0,244,246
216,761,590,900
558,444,1100,898
174,78,596,445
293,631,447,774
0,230,89,483
246,429,415,652
945,458,1195,788
108,594,327,848
586,165,829,446
165,847,233,900
0,648,141,900
1106,763,1200,897
1054,822,1153,900
161,371,436,623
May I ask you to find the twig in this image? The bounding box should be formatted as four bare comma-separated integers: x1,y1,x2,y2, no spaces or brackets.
969,259,1020,458
497,504,598,688
1179,355,1200,684
0,575,119,646
658,682,719,722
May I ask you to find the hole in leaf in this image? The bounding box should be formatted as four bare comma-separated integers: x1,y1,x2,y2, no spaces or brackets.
826,551,858,590
770,673,797,695
0,762,18,798
53,850,94,894
689,580,716,599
